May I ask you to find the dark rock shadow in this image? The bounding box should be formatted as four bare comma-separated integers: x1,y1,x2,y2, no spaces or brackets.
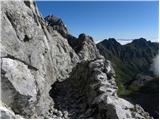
49,79,88,118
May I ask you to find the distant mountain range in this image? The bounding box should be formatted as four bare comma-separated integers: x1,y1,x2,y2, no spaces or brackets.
97,38,158,84
97,38,159,118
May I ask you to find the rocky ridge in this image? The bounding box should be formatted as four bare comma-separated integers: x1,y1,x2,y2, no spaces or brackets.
50,59,151,118
1,0,152,119
97,38,159,118
97,38,159,83
44,15,68,38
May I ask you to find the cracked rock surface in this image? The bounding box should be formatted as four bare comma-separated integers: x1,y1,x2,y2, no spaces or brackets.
1,0,78,118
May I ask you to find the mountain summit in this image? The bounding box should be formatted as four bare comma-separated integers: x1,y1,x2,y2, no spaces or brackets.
45,15,68,37
97,38,158,83
97,38,159,118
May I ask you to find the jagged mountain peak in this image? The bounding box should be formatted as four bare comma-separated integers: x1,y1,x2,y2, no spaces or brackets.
78,33,94,42
100,37,153,47
97,38,123,57
107,38,119,43
44,14,68,37
45,15,60,22
128,38,150,47
102,38,121,45
97,37,159,81
100,38,122,51
97,37,159,118
132,37,147,43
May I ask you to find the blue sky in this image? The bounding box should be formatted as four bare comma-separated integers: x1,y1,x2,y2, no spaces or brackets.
36,1,158,43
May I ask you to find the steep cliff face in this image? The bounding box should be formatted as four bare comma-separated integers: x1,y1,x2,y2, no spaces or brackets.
1,1,79,118
1,0,152,119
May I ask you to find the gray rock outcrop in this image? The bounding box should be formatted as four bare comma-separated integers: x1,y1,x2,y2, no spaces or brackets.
0,104,23,119
45,15,68,38
67,33,102,61
75,33,102,61
1,0,78,118
1,0,152,119
55,59,151,119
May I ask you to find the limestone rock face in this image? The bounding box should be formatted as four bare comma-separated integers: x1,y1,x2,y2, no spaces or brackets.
1,0,78,118
1,58,37,116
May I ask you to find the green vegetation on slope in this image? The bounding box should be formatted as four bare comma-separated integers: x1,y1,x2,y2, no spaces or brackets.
97,38,159,96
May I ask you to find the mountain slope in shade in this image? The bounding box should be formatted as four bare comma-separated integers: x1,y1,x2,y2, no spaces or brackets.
97,38,159,118
97,38,159,84
126,77,159,118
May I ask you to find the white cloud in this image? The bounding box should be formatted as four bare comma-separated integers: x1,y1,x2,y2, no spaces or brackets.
151,54,159,76
95,40,102,44
117,40,132,45
116,39,133,45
